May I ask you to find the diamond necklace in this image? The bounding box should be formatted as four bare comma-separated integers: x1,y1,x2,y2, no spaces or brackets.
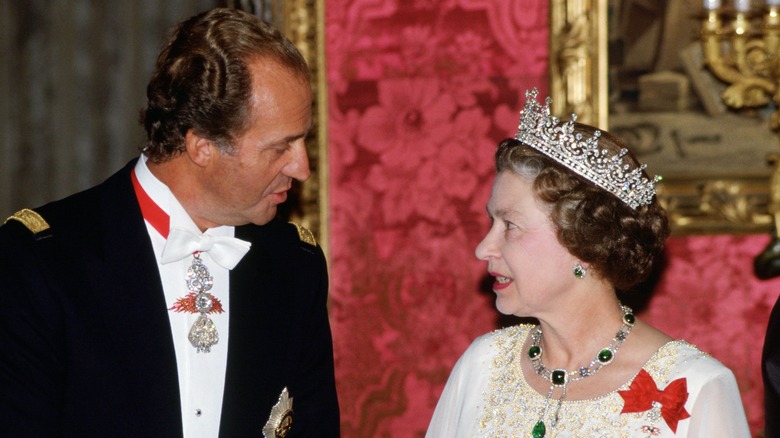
528,303,635,438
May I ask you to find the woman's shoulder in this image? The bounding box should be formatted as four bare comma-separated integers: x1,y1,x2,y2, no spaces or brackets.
644,339,736,384
456,324,535,364
649,340,718,366
637,340,749,434
475,323,534,347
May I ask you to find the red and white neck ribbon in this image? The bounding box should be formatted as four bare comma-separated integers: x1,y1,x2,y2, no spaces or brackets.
131,169,250,269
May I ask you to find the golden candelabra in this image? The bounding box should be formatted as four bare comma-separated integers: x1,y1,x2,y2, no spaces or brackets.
701,0,780,129
704,0,780,277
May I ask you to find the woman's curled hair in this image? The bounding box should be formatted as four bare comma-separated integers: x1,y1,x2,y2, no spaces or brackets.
495,123,669,291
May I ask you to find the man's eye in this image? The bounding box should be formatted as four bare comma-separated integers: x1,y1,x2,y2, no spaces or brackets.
270,143,289,153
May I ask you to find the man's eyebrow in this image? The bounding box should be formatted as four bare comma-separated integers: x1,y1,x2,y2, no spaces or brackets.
284,133,307,142
295,122,316,140
276,127,312,144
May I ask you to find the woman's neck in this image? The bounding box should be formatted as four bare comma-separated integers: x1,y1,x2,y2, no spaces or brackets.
534,297,627,371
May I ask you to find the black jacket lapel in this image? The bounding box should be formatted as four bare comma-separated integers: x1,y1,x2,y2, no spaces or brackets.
82,162,183,436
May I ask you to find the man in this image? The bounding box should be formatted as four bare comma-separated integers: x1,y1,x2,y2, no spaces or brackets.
764,298,780,435
0,8,339,437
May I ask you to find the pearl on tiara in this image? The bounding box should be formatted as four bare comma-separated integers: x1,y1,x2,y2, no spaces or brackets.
515,89,661,210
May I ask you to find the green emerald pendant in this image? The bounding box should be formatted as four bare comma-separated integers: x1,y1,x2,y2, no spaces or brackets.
551,369,566,386
532,420,546,438
529,345,542,359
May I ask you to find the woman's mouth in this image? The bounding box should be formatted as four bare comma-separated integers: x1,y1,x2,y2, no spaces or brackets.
491,273,513,290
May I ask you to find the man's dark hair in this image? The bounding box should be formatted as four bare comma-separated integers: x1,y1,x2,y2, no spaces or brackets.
140,8,310,162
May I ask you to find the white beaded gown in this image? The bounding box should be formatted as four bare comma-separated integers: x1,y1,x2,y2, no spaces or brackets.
426,324,750,437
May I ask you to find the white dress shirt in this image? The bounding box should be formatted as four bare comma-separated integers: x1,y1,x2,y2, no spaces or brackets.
134,156,233,438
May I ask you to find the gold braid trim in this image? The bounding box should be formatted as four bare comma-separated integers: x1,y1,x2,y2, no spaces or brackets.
289,222,316,247
4,208,50,234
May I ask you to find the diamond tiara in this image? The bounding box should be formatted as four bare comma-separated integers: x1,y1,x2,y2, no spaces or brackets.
514,89,661,210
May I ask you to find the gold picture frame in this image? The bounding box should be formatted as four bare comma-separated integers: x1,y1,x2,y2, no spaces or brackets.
235,0,328,250
279,0,329,252
549,0,775,235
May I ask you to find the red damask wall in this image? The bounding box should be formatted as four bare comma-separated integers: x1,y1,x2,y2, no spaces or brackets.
324,1,776,436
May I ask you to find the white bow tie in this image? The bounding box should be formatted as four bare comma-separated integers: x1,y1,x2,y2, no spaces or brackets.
160,227,252,270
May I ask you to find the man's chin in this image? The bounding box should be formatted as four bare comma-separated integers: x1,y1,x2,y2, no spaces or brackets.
249,206,277,226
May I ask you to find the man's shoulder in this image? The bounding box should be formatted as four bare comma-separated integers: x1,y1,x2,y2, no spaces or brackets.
238,219,320,253
1,194,93,243
1,161,136,242
3,208,51,235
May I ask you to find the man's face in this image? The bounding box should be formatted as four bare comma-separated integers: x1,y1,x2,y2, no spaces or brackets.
196,58,313,228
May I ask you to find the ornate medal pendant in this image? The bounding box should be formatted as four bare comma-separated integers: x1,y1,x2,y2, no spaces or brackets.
170,252,223,353
189,314,219,353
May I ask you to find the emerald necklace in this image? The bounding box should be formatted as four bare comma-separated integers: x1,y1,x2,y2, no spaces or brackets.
528,304,635,438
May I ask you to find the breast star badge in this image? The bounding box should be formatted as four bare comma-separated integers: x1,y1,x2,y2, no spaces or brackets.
263,387,293,438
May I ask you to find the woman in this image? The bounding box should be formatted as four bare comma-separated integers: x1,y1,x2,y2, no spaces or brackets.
426,90,749,437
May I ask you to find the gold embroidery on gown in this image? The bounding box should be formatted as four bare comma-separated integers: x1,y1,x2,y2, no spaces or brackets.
476,325,706,437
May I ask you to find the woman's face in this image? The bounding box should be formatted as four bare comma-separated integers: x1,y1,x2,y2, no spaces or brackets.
475,170,580,317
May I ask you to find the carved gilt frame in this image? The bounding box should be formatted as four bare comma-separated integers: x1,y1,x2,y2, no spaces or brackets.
242,0,328,250
280,0,328,252
549,0,774,235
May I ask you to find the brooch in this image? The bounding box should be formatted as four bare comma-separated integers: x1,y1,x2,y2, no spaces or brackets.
263,387,294,438
618,369,691,434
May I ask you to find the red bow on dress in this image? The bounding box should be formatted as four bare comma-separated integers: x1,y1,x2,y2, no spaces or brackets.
618,369,691,433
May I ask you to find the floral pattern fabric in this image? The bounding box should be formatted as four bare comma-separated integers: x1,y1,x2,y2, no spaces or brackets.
326,1,549,436
325,0,777,435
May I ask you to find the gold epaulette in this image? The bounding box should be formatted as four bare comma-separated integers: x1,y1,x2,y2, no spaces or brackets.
289,222,317,247
4,208,50,234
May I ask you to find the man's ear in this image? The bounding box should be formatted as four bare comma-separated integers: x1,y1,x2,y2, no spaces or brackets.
184,129,213,167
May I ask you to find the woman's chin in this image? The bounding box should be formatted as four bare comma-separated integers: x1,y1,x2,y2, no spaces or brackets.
494,300,516,316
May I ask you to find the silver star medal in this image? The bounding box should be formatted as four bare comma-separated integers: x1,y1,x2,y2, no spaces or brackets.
263,387,294,438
